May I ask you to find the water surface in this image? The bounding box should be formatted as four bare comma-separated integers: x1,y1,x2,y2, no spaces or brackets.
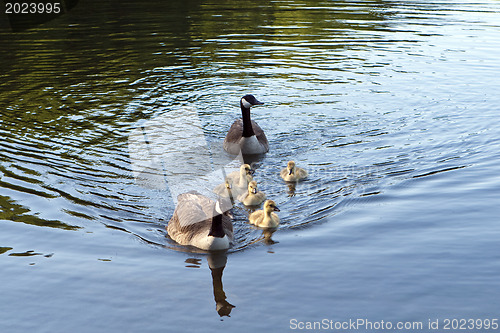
1,0,499,332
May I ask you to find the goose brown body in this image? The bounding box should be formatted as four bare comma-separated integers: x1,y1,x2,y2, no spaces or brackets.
167,192,233,250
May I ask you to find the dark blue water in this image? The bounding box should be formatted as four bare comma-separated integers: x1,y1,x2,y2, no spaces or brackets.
1,0,499,332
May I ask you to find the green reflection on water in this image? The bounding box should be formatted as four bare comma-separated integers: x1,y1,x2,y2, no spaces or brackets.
0,195,79,230
0,0,399,139
0,0,474,235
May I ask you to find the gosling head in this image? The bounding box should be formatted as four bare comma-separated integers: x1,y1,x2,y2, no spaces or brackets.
264,200,280,213
248,180,258,194
287,160,296,175
241,94,264,109
241,163,255,176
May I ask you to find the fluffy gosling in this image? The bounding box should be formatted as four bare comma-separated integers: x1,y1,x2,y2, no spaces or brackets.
280,160,307,182
248,200,280,228
237,180,266,206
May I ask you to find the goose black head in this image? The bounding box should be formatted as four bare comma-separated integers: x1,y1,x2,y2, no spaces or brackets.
241,94,264,109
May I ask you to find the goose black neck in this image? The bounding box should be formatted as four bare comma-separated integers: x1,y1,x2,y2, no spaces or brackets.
209,213,225,238
240,103,255,138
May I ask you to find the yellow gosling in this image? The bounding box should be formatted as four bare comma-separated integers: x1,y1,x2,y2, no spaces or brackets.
249,200,280,228
213,178,233,198
280,160,308,182
226,164,254,187
237,180,266,206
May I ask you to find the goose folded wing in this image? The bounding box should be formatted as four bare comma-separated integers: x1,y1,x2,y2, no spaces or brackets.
174,192,213,227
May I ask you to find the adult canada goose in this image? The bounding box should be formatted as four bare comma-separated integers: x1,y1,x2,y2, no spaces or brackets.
237,180,266,206
167,192,233,251
223,94,269,155
248,200,280,228
280,161,308,182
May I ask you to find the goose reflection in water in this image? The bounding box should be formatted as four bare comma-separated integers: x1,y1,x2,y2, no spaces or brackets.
208,252,235,317
185,251,235,318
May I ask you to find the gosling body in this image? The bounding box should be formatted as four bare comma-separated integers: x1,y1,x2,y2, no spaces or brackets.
281,161,308,182
219,164,254,197
213,178,234,199
237,180,266,206
249,200,280,228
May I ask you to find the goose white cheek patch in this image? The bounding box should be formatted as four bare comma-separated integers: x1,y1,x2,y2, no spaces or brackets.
241,98,252,109
215,201,224,215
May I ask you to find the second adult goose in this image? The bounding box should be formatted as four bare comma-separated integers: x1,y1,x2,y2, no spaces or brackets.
223,94,269,155
167,192,233,251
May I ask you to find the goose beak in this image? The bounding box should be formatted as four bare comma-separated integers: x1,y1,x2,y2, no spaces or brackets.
274,206,280,212
288,168,293,175
248,169,255,175
254,99,264,105
252,188,257,194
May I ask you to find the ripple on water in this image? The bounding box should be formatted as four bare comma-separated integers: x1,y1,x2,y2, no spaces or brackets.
1,0,500,255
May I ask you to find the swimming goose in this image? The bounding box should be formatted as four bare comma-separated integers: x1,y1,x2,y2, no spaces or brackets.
280,161,308,182
248,200,280,228
167,192,233,251
237,180,266,206
223,94,269,155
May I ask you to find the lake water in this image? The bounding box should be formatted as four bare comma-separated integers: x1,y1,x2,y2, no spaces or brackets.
1,0,500,332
